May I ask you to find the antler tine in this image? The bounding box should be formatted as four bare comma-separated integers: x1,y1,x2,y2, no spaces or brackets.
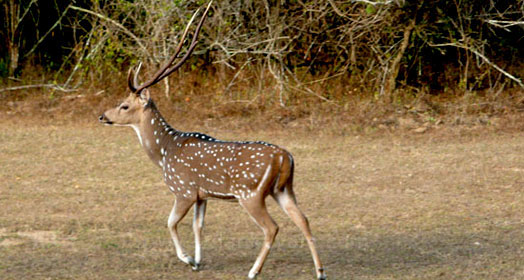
133,1,212,95
127,67,137,92
134,61,143,87
127,61,143,93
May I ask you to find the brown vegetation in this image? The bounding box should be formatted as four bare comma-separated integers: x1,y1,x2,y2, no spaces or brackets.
1,75,523,136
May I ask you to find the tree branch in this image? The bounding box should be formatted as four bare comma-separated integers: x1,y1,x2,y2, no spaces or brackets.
485,19,524,28
429,42,524,88
0,84,78,93
70,5,148,56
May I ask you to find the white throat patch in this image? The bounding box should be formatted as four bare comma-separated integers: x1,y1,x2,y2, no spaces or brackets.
130,124,143,146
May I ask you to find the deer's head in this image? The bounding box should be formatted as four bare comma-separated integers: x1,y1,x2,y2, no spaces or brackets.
98,92,152,126
98,2,211,127
98,64,152,126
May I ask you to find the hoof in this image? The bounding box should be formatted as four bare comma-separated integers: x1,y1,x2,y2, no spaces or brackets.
191,263,201,271
317,268,327,280
180,254,196,267
247,271,258,279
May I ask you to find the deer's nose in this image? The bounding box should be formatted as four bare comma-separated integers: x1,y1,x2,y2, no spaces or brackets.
99,114,111,123
99,114,113,125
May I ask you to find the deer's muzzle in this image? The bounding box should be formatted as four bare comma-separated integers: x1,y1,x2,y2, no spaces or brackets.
98,114,113,125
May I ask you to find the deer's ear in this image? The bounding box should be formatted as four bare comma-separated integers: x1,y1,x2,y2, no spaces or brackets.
138,89,150,107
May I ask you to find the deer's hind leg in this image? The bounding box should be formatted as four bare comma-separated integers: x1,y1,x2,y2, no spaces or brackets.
272,184,326,280
168,196,196,267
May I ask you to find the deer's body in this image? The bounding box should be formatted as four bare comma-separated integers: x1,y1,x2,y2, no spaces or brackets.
136,102,292,202
98,3,325,279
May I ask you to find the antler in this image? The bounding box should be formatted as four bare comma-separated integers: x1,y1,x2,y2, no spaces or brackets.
127,62,142,92
128,1,212,94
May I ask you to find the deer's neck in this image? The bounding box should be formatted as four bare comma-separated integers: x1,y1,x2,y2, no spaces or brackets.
133,102,178,168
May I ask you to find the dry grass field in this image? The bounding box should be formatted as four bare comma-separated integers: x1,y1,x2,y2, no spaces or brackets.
0,120,523,279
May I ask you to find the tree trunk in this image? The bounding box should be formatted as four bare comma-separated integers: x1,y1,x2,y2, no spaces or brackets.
8,42,19,77
5,0,20,77
384,18,416,103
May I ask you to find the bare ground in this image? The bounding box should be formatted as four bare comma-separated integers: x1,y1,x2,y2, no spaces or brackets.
0,121,523,279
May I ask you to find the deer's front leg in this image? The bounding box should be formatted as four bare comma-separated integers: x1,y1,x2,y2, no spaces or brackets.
192,199,207,271
168,196,195,267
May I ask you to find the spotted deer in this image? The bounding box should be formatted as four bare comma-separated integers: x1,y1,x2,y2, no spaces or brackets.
98,3,325,279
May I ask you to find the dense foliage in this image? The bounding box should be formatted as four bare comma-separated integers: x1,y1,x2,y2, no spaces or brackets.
1,0,523,101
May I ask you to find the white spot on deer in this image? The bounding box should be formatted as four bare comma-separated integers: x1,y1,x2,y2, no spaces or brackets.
151,119,155,125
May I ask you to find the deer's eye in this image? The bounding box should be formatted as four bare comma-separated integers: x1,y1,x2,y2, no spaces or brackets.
121,105,129,110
